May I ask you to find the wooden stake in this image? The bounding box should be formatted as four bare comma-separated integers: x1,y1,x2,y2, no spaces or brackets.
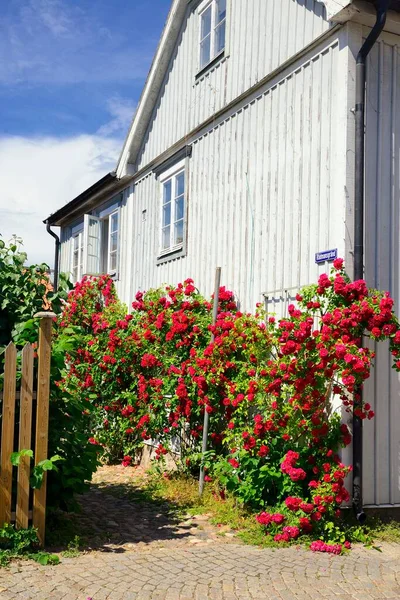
16,344,34,529
32,312,55,546
0,343,17,525
199,267,221,496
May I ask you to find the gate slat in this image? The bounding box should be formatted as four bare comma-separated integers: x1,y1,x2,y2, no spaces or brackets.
33,314,54,546
0,343,17,525
16,344,34,529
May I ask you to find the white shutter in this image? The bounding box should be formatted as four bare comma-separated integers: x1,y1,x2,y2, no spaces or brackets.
83,214,101,275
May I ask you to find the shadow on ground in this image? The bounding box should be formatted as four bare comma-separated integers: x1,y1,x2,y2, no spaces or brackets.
45,469,209,554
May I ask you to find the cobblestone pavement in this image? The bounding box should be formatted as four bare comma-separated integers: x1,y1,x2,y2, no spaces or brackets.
1,466,400,600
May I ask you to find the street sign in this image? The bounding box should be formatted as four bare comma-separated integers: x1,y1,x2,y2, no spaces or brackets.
315,248,337,264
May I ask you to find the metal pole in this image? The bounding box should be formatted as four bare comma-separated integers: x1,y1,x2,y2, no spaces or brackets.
199,267,221,496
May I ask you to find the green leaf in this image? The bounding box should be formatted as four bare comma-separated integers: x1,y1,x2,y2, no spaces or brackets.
10,449,33,466
30,552,60,565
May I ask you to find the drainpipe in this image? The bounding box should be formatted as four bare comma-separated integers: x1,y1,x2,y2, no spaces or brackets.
353,0,390,523
46,221,60,291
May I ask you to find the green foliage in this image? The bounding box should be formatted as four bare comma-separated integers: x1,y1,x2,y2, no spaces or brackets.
30,455,63,489
0,236,70,351
0,236,99,511
10,449,33,466
0,523,59,567
46,325,102,510
55,263,400,552
61,535,81,558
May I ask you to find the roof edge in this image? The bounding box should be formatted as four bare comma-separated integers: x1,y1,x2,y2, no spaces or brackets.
45,172,119,227
116,0,189,178
316,0,353,20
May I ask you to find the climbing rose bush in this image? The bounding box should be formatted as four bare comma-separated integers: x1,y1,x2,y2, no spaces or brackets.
57,261,400,551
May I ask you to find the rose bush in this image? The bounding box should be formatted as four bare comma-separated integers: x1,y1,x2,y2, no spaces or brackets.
58,260,400,550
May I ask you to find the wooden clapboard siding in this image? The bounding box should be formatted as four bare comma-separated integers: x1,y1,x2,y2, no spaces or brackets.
361,28,400,507
129,31,346,312
136,0,329,170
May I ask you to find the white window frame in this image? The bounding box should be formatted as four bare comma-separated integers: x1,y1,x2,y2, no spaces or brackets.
198,0,226,71
70,225,84,284
158,159,186,257
69,194,122,284
106,208,120,276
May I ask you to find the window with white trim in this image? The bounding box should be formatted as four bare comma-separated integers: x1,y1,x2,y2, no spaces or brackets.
69,195,122,283
159,162,186,256
199,0,226,70
71,228,84,283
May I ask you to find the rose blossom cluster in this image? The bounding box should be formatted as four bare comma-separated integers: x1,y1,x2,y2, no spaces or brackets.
58,260,400,552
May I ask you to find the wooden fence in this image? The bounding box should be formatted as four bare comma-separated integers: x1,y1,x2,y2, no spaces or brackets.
0,312,55,546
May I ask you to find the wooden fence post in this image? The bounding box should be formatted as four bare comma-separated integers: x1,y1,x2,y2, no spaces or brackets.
32,312,56,547
0,343,17,525
16,344,34,529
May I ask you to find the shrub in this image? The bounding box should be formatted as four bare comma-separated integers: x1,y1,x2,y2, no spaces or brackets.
57,260,400,550
0,237,100,511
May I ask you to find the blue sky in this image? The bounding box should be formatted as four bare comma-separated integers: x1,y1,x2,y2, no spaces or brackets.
0,0,171,265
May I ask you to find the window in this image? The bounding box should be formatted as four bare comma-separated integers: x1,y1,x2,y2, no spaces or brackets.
71,229,84,283
199,0,226,70
69,195,122,283
159,161,186,257
107,211,119,273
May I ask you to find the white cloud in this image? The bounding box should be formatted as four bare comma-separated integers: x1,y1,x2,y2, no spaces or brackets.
0,1,152,84
20,0,77,39
97,96,137,137
0,134,121,267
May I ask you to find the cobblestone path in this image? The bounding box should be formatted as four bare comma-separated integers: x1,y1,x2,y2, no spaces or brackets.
1,466,400,600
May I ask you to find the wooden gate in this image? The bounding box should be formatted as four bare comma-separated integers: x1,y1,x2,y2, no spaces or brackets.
0,312,55,546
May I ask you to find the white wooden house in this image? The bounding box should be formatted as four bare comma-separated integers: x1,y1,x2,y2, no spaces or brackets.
46,0,400,510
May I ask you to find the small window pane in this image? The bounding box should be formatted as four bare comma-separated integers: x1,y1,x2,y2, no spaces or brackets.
175,196,184,221
201,6,212,38
176,172,185,197
163,180,172,204
200,35,211,67
74,235,79,251
109,251,117,272
110,232,118,253
215,21,225,54
110,212,118,233
162,226,171,250
163,203,171,227
217,0,226,23
174,220,184,245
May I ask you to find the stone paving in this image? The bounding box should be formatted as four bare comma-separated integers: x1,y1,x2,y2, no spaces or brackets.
1,466,400,600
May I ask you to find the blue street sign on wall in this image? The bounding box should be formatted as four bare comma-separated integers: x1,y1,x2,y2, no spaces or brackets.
315,248,337,264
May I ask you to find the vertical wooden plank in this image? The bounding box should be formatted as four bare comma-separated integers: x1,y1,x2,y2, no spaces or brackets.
16,344,34,529
0,343,17,525
33,313,55,547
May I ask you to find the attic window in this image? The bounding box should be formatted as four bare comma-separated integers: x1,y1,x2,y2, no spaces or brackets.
199,0,226,70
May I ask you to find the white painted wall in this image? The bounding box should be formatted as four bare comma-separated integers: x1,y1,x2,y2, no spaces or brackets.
136,0,330,170
360,28,400,507
130,33,347,312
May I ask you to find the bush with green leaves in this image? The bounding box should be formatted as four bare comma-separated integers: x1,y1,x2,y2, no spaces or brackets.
0,236,101,511
0,523,59,567
57,262,400,553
